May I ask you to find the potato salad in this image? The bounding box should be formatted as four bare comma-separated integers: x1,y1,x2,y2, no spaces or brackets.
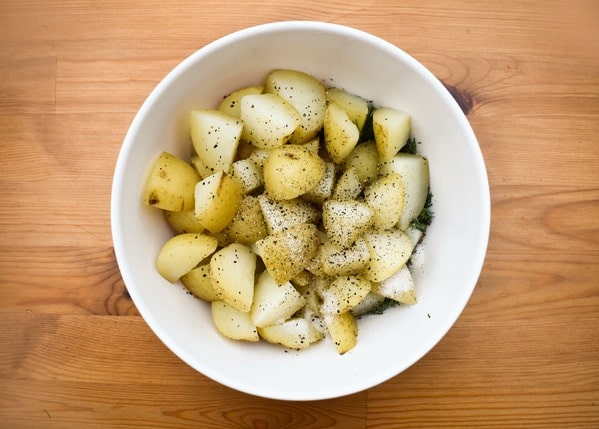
142,69,431,354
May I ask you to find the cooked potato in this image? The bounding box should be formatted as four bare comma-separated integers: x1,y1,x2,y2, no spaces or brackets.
230,158,263,194
302,162,336,205
364,173,405,230
322,200,374,249
212,300,259,341
324,103,360,163
190,154,215,178
372,107,411,161
180,263,219,301
143,151,200,212
246,148,270,169
343,141,379,185
264,69,327,144
372,265,416,304
320,274,372,315
325,87,371,132
226,195,268,245
164,209,204,234
379,153,430,230
363,229,414,282
258,194,320,234
320,237,370,277
254,223,320,285
350,291,386,317
263,144,326,200
210,243,256,312
190,109,243,173
323,312,358,355
258,317,324,349
155,233,218,282
251,270,306,328
332,167,362,201
218,85,263,118
301,137,321,155
240,93,301,149
194,171,243,233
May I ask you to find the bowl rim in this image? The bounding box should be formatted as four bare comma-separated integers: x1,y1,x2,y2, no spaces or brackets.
111,20,491,400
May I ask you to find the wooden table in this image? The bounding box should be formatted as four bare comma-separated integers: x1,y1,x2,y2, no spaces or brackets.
1,1,598,427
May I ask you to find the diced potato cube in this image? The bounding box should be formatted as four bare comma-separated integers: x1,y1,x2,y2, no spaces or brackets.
218,85,263,118
302,162,336,205
324,103,360,163
230,159,263,194
343,141,379,185
326,87,371,131
322,200,374,249
320,237,370,277
372,107,411,161
226,195,268,245
180,263,219,302
363,229,414,282
164,209,204,234
194,171,244,233
332,167,362,201
258,194,320,234
320,275,372,314
323,312,358,355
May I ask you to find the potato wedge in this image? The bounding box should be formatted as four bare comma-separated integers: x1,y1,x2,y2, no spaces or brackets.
324,103,360,163
212,300,259,341
320,237,370,277
194,171,243,233
372,265,416,304
251,270,306,328
143,151,200,212
364,173,405,230
254,223,320,285
343,141,379,185
226,195,268,245
323,312,358,355
363,229,414,282
180,263,219,302
321,275,372,315
325,87,371,132
322,200,374,249
372,107,411,161
379,153,430,230
155,233,218,283
331,167,362,201
210,243,256,312
230,158,263,194
258,194,320,234
264,69,327,144
258,317,324,350
302,162,336,205
190,109,243,173
218,85,263,118
164,209,204,234
263,144,326,200
240,93,301,149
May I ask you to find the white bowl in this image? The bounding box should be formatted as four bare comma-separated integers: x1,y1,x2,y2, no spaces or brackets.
111,21,490,400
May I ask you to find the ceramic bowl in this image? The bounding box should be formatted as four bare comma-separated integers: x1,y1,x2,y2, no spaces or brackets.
111,21,490,400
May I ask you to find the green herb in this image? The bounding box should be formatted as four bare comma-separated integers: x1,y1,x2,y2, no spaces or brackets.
410,190,434,232
366,298,400,315
400,137,420,154
358,102,376,143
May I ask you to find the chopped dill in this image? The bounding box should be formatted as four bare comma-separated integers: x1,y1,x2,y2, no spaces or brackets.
400,137,420,154
366,298,400,315
358,102,376,142
410,190,434,232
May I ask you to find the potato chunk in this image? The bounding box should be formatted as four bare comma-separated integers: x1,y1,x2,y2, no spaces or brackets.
259,317,324,349
364,173,405,230
321,275,372,315
373,107,411,161
155,233,218,283
258,195,320,234
363,230,414,282
180,263,219,302
190,109,243,174
212,301,259,341
143,151,200,212
251,270,306,328
254,223,320,285
264,69,327,144
210,243,256,312
322,200,374,249
240,93,301,149
263,144,326,200
323,312,358,355
218,85,263,118
325,87,371,132
194,171,243,233
372,265,417,304
324,103,360,163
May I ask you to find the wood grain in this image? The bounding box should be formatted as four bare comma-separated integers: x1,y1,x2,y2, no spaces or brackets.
1,0,598,427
